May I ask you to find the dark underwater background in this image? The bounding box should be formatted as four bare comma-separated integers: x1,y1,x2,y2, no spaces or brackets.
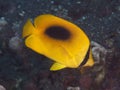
0,0,120,90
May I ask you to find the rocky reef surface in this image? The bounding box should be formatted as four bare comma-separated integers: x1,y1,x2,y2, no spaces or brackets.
0,0,120,90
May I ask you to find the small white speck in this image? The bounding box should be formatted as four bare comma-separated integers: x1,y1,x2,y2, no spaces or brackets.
116,6,120,11
58,5,62,9
19,11,25,17
17,5,21,9
67,86,80,90
82,16,86,20
0,17,7,26
51,1,54,4
76,1,81,4
0,17,7,31
54,8,58,11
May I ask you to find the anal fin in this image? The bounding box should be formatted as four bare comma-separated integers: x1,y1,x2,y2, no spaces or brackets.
50,62,66,71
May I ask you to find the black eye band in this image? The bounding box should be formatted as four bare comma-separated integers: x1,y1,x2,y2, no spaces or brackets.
80,46,90,66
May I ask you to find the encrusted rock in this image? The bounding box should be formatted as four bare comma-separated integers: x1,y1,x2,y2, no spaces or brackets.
0,85,6,90
0,17,7,31
67,86,80,90
9,36,22,50
91,41,108,84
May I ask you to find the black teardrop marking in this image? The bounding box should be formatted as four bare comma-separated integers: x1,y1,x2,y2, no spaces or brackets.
45,26,71,40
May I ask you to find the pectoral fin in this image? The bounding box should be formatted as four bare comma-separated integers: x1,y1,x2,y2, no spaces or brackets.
50,62,67,71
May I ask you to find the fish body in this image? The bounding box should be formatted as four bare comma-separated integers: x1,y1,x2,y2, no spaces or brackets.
22,14,94,71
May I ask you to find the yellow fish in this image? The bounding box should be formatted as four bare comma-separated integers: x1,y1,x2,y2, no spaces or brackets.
22,14,94,71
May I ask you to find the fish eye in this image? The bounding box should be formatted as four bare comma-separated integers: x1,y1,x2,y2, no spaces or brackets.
45,26,71,40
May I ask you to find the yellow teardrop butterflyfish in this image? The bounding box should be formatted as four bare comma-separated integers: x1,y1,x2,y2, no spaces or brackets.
22,14,94,71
